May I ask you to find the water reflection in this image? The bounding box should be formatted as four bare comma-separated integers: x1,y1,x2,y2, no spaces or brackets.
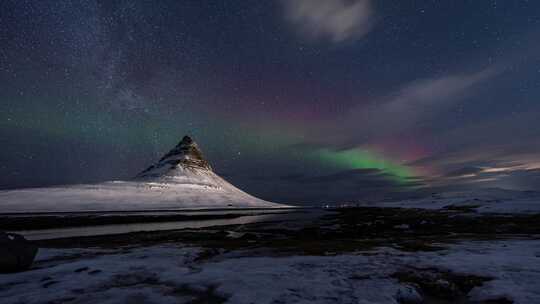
16,209,324,240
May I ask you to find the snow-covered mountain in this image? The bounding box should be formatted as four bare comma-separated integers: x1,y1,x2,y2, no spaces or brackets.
0,136,287,213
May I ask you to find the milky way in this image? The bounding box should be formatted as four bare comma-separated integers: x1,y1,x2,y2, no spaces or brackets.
2,1,540,203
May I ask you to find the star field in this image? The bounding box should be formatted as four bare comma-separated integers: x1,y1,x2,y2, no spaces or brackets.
1,0,540,203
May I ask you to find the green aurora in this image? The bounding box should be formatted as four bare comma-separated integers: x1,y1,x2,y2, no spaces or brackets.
315,149,415,183
1,98,418,183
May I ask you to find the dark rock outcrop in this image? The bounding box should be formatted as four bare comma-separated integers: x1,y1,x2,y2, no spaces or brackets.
0,232,38,273
136,135,213,178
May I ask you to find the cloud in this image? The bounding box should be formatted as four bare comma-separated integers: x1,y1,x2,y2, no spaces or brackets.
441,165,540,191
444,166,484,178
409,137,540,191
408,108,540,175
281,0,374,43
347,67,499,138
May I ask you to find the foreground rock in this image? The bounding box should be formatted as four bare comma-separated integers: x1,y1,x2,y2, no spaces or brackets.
0,232,38,273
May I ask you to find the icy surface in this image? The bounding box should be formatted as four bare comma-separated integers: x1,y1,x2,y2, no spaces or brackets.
1,239,539,303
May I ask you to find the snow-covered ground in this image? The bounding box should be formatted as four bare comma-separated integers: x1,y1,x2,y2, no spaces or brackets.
359,188,540,214
0,179,286,213
1,239,539,303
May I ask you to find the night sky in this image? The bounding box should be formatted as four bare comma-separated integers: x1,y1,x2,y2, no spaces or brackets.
2,1,540,204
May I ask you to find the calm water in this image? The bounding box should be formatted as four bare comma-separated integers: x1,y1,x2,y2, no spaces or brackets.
15,209,326,240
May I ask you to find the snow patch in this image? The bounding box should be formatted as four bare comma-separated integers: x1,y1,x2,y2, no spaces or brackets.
2,239,540,303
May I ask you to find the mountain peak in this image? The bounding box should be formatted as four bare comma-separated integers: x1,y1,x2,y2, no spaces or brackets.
179,135,194,146
136,135,212,178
